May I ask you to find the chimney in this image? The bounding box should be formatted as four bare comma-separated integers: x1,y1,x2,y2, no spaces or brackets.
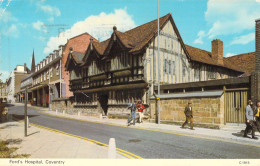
69,47,73,53
90,38,93,50
256,18,260,72
211,39,223,65
24,63,27,72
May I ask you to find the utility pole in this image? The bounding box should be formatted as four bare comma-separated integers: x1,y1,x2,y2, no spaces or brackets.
157,0,161,124
49,67,51,111
24,87,27,137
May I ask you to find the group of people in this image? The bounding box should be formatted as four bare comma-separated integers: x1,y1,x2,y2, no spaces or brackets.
127,100,145,126
244,100,260,139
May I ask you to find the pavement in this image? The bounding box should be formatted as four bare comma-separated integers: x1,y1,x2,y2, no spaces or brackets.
0,120,125,158
28,104,260,146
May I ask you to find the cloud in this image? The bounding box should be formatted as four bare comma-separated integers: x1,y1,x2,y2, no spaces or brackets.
193,30,206,44
230,32,255,45
48,17,54,22
32,20,47,33
38,4,61,17
225,53,236,57
0,70,10,82
0,7,17,22
6,24,19,38
43,8,136,54
205,0,260,38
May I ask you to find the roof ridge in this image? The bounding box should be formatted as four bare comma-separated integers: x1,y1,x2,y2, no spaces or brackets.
124,13,171,34
68,32,97,41
225,51,255,59
185,44,211,54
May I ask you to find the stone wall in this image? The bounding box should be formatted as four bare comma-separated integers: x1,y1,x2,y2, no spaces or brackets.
107,105,130,119
51,100,100,118
150,95,225,129
51,100,150,119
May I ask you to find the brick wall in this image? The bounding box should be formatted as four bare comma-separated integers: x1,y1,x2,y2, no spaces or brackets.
62,33,93,97
255,19,260,72
211,39,223,65
150,95,225,129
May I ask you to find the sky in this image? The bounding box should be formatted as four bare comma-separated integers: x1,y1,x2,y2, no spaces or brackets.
0,0,260,81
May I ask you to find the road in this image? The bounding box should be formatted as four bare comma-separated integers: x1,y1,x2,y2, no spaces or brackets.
6,105,260,159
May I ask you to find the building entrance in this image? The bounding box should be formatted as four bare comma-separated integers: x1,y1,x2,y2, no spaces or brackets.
98,93,108,115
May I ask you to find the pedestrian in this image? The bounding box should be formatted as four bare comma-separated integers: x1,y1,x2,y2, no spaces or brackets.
254,101,260,132
244,100,257,139
181,102,194,130
137,100,145,123
127,100,137,126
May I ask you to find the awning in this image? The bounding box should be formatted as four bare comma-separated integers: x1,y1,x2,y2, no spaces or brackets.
151,90,224,99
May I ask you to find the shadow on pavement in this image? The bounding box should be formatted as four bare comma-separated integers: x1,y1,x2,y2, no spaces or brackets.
27,131,40,137
10,114,39,121
0,123,19,129
4,138,23,145
231,130,259,138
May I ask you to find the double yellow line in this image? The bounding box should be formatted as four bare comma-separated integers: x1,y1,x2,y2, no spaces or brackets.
12,116,142,159
39,112,260,149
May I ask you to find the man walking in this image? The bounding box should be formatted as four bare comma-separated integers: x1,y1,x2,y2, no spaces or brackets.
181,102,194,130
244,100,257,139
127,100,137,126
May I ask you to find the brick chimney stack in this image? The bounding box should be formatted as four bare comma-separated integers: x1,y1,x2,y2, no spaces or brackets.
251,18,260,103
211,39,223,65
256,19,260,72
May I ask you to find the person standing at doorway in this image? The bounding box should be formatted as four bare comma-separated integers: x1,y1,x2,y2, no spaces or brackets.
244,100,257,139
128,100,137,126
181,102,194,130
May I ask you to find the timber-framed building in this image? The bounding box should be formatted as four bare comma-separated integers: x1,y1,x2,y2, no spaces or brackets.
65,13,245,119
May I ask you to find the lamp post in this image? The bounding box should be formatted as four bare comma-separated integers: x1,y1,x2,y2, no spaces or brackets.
157,0,161,124
49,68,51,111
24,87,27,137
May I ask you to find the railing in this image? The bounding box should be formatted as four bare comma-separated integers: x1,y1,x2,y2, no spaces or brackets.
69,78,82,91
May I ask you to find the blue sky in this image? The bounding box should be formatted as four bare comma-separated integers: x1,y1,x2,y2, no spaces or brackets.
0,0,260,81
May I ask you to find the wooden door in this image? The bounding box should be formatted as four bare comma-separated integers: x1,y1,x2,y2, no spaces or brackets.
224,90,248,123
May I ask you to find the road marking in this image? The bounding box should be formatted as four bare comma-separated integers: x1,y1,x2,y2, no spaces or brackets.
37,111,260,149
12,116,142,159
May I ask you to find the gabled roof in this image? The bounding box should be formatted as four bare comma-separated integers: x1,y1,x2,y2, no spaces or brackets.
83,13,191,64
65,51,85,70
71,52,85,64
82,13,249,74
225,52,255,76
185,45,244,73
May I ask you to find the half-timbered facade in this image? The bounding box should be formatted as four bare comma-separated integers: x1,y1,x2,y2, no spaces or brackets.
65,13,243,117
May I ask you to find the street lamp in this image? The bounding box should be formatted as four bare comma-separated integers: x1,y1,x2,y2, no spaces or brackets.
24,87,27,137
157,0,161,124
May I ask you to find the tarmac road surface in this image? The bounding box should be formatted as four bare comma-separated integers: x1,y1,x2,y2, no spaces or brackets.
7,105,260,159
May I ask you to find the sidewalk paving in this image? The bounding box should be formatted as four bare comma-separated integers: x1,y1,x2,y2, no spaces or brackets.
0,121,125,158
29,105,260,146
